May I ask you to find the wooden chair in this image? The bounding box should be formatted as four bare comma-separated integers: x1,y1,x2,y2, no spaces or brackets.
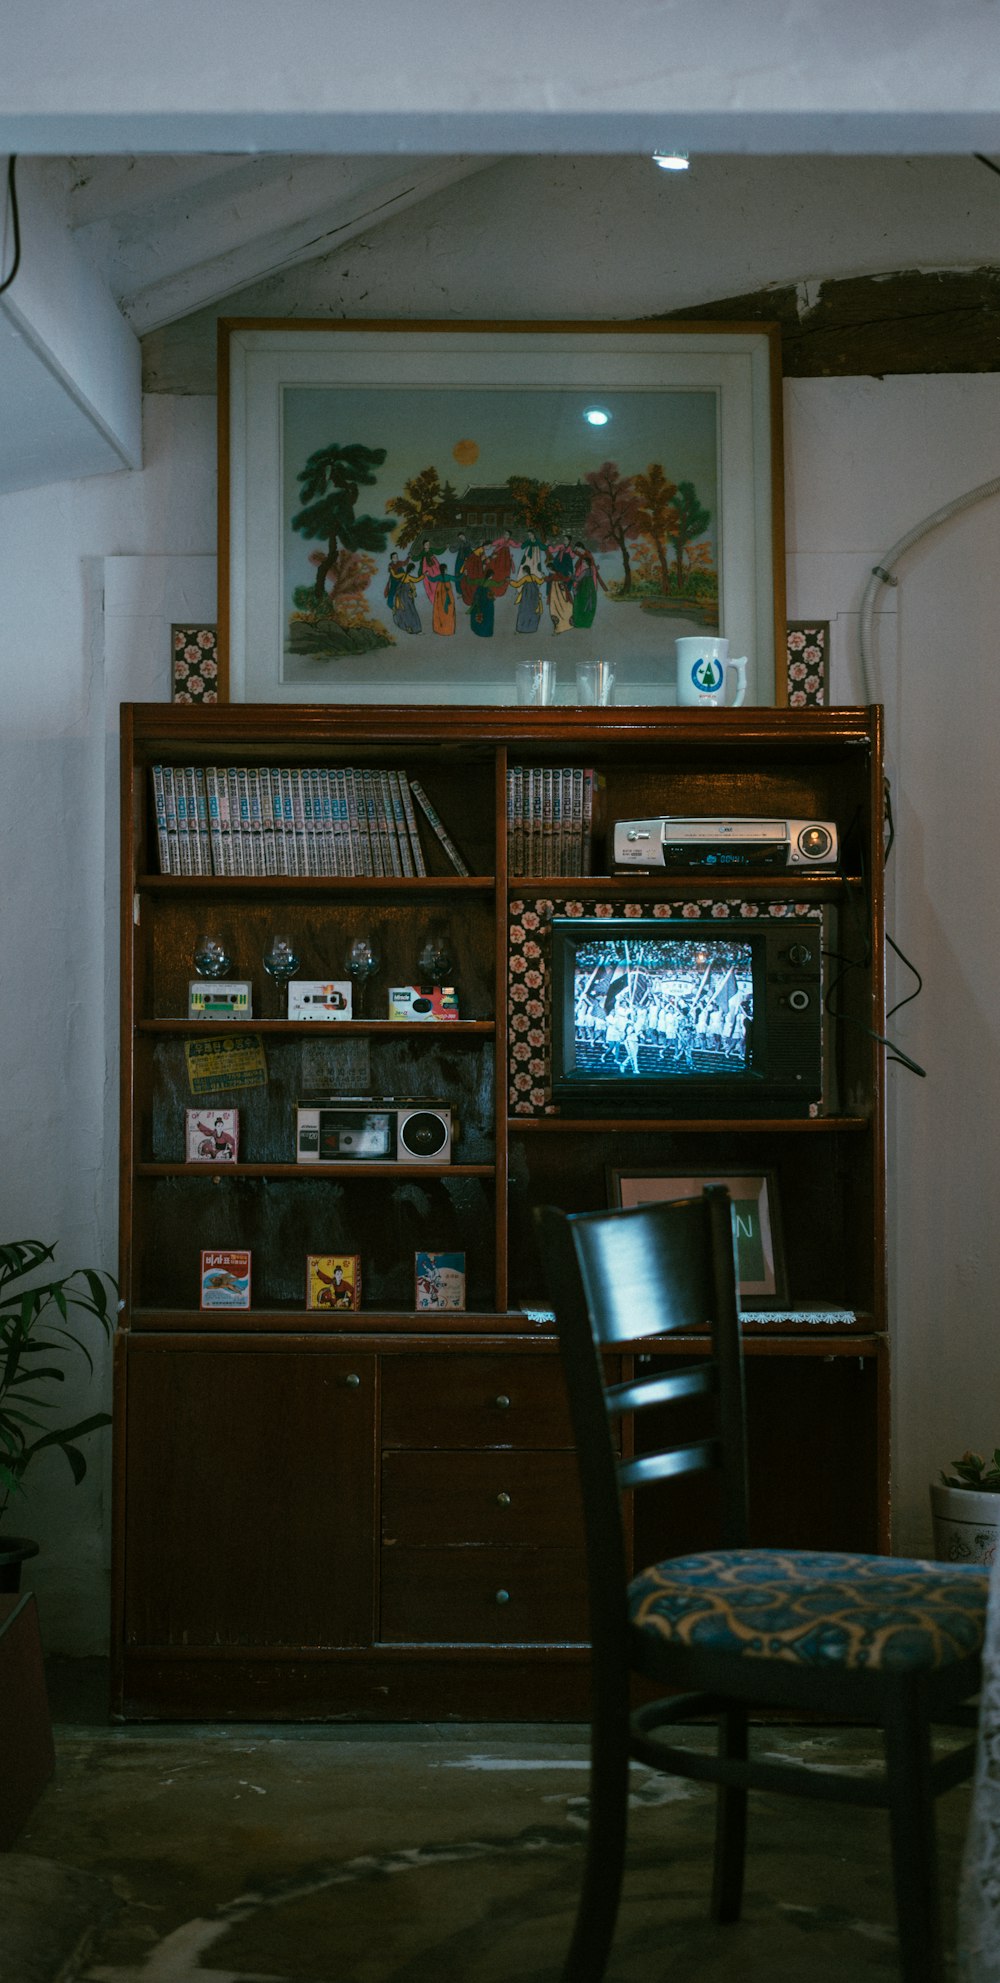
536,1188,987,1983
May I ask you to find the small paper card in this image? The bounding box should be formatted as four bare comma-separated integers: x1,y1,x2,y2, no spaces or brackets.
186,1108,239,1163
188,981,252,1020
288,981,353,1021
415,1251,466,1311
306,1254,362,1311
200,1250,251,1309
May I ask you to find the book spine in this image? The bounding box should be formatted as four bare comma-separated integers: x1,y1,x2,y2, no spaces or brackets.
151,765,173,874
345,768,370,875
226,769,245,876
215,766,234,875
247,768,265,877
398,775,427,876
173,766,194,875
361,770,386,877
505,767,517,878
258,767,277,874
290,769,309,875
277,766,296,876
329,768,347,876
316,768,335,877
379,771,405,878
388,771,415,877
192,767,213,875
511,765,524,877
409,780,471,877
530,768,543,876
235,766,255,875
570,767,584,877
542,768,554,878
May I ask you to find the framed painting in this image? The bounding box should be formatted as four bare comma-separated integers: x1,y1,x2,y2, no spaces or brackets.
607,1168,787,1308
218,319,785,707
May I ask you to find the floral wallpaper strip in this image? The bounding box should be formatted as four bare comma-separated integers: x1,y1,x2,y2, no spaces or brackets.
508,895,824,1116
786,622,828,707
172,624,219,702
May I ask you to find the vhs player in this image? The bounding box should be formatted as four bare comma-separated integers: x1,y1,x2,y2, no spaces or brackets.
613,815,838,873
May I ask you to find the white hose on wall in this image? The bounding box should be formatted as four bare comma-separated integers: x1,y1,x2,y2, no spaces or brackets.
858,474,1000,704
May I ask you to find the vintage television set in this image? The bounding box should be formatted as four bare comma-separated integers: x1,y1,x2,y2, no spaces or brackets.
549,914,834,1118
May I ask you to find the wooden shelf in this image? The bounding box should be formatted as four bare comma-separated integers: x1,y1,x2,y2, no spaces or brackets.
137,1018,495,1036
508,873,854,896
509,1114,870,1134
138,873,494,893
135,1162,496,1179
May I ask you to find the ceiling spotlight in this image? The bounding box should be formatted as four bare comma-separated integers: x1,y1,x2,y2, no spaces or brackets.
584,406,611,427
652,149,689,172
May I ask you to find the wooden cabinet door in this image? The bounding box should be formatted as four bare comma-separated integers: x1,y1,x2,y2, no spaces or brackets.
123,1343,375,1649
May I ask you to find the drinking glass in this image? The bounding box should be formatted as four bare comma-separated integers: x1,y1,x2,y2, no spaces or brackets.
515,658,556,706
262,934,300,1012
575,659,616,706
193,932,233,978
417,928,454,987
343,932,381,1016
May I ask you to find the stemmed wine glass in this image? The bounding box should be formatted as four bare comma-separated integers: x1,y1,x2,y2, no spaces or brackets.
417,928,454,987
343,931,381,1017
193,932,233,979
263,934,300,1013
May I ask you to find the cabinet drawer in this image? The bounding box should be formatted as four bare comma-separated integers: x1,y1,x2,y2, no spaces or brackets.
381,1353,574,1449
380,1547,589,1644
382,1450,584,1547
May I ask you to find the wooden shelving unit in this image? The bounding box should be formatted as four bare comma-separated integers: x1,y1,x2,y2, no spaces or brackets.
113,702,886,1722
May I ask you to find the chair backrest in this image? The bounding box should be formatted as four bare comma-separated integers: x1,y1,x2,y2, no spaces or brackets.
535,1189,749,1638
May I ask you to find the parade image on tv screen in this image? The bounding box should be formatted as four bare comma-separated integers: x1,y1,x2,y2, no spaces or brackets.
565,929,754,1081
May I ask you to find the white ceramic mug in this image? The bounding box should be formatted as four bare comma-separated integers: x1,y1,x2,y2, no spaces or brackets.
675,637,747,708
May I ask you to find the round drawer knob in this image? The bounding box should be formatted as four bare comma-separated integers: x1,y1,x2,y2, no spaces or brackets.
344,1373,361,1388
495,1588,511,1605
496,1490,512,1507
494,1393,511,1410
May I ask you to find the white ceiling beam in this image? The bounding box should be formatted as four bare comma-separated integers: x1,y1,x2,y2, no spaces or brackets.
88,156,495,333
2,0,1000,156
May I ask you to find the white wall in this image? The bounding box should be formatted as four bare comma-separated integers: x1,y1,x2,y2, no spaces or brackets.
1,375,997,1650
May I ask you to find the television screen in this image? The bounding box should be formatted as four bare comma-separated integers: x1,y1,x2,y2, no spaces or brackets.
567,929,754,1082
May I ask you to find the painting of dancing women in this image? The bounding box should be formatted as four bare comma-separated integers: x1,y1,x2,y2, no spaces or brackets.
278,383,720,694
221,321,783,702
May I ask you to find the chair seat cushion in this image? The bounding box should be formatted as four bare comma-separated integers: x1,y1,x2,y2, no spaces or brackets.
629,1549,988,1672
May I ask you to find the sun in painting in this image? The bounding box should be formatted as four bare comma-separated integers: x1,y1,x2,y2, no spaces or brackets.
452,438,479,466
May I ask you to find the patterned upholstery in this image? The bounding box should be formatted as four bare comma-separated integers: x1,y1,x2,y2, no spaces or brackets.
629,1550,989,1673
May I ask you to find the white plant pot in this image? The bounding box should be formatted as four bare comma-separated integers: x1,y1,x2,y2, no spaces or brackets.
929,1482,1000,1566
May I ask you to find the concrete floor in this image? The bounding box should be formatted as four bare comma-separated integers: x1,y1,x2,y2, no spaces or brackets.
0,1662,975,1983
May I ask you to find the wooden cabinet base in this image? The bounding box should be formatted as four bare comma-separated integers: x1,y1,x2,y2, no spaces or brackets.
116,1648,593,1723
0,1594,55,1848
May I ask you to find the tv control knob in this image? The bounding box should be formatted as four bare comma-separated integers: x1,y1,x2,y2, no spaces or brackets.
787,989,811,1012
786,943,812,967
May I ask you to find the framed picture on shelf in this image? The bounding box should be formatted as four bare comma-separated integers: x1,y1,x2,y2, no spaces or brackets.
607,1168,786,1308
219,318,785,709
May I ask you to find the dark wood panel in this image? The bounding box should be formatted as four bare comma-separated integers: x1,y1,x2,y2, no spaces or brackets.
123,1347,376,1647
379,1546,589,1644
381,1351,573,1448
381,1450,584,1547
116,1647,593,1722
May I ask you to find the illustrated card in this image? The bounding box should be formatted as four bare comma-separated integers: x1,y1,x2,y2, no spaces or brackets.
200,1250,251,1309
306,1254,362,1311
185,1108,239,1163
414,1251,466,1311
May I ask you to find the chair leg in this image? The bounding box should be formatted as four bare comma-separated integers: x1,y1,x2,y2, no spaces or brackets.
562,1707,631,1983
711,1703,748,1925
881,1682,944,1983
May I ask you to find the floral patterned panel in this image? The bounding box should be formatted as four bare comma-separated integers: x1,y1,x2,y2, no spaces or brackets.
171,624,219,702
786,622,828,707
508,896,824,1116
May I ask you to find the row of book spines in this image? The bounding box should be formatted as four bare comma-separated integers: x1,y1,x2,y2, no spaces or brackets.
506,767,604,877
150,766,470,879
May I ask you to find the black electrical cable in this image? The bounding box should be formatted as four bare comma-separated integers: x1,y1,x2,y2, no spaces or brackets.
0,154,21,297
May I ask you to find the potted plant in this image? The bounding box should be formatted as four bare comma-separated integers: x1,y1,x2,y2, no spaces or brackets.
930,1449,1000,1566
0,1239,117,1592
